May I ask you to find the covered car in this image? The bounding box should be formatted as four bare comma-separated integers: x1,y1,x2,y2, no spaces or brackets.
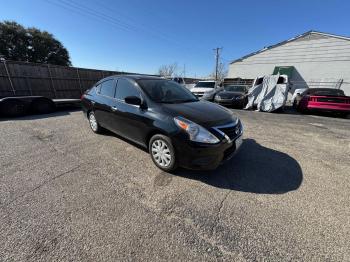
245,75,289,112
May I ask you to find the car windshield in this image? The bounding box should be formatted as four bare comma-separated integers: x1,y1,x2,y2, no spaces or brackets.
224,85,246,92
305,89,345,96
194,82,215,88
137,79,198,103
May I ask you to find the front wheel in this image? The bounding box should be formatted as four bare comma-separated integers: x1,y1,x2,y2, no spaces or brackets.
149,134,177,172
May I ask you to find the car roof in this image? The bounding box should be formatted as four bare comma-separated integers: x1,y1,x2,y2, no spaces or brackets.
98,75,163,84
303,88,345,95
306,88,340,91
113,74,162,80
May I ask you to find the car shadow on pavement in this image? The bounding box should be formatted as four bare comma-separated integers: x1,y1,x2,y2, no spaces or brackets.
175,139,303,194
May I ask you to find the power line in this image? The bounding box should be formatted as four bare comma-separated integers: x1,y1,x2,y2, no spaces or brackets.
46,0,135,32
45,0,209,58
88,0,182,48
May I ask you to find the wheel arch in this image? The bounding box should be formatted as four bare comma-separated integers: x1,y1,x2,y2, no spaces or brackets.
86,109,92,118
145,129,168,148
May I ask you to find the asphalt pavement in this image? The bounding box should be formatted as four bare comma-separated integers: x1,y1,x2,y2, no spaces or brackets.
0,109,349,261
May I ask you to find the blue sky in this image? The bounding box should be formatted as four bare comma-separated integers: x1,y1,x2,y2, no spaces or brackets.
1,0,349,77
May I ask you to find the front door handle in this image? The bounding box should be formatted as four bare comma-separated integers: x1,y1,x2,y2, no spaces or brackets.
111,106,118,111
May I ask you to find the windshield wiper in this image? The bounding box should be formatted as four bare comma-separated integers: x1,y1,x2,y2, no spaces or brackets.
159,98,198,104
172,99,198,103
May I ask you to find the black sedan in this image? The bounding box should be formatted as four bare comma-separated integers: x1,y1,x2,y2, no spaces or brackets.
214,85,248,108
81,75,243,172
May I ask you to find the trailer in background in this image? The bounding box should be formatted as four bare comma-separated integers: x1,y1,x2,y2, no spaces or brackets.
0,96,81,117
0,60,152,117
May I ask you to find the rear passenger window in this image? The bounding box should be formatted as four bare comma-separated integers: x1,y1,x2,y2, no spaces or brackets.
99,80,116,97
115,78,140,100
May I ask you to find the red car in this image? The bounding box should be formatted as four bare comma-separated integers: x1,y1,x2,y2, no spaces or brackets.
295,88,350,116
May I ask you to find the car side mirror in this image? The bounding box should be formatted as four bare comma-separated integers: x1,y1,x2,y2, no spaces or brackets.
125,96,142,106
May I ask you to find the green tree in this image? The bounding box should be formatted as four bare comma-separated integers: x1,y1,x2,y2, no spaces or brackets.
0,21,71,66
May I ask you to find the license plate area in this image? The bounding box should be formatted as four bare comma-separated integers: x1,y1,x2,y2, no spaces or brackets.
235,136,243,149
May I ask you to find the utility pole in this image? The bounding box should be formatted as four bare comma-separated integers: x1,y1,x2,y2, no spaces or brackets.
213,47,222,81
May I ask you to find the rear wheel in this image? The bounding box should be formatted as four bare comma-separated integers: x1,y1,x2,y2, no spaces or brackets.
149,134,177,172
88,111,102,133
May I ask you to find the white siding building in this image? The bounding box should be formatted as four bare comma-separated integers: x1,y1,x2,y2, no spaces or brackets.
228,31,350,95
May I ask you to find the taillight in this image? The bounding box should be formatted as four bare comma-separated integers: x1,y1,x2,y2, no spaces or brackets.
80,94,85,100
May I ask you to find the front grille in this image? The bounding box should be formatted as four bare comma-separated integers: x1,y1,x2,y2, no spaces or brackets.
193,92,204,97
214,121,242,141
219,95,233,99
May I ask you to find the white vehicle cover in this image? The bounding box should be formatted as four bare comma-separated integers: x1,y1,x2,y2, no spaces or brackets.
245,75,289,112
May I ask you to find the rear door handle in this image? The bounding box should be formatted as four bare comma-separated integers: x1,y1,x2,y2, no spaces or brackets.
111,106,118,111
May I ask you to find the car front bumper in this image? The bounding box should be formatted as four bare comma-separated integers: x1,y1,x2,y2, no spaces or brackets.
214,98,245,107
172,134,243,170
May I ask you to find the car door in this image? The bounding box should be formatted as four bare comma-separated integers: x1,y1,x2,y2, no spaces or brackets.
93,79,117,130
110,78,150,145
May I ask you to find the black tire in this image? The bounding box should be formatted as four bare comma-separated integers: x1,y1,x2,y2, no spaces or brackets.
0,99,27,117
30,98,56,114
149,134,177,172
88,111,103,134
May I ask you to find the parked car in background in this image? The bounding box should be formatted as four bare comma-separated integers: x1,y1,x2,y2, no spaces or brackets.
295,88,350,116
81,75,244,172
190,80,222,101
291,88,308,107
172,77,186,86
214,85,249,108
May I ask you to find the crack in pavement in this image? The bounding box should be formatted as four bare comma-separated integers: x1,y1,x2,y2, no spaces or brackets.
210,191,231,238
1,164,82,209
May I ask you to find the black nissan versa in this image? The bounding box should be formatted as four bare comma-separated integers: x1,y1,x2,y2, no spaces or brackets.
81,75,243,172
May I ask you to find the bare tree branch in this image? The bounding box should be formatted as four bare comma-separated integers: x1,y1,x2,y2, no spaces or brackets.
158,63,178,78
209,62,227,82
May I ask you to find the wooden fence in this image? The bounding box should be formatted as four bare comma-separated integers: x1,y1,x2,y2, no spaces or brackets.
0,60,150,99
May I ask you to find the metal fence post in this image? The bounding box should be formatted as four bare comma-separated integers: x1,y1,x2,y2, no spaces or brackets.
3,61,16,95
76,68,83,94
47,64,57,98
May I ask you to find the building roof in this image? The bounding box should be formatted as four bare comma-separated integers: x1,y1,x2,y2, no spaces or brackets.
230,31,350,64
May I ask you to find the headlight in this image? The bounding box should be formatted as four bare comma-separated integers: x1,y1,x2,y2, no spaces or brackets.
236,95,244,99
174,116,219,144
215,95,220,100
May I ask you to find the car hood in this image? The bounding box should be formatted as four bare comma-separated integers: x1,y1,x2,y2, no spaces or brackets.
190,88,215,93
161,100,237,127
217,91,244,98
